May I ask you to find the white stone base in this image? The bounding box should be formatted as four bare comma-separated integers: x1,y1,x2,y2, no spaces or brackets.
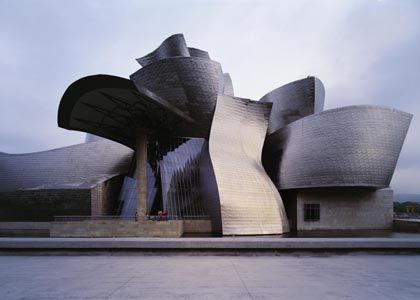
295,188,393,230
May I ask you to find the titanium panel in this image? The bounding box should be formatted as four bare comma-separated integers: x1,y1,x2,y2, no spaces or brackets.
0,139,133,192
208,95,289,235
199,142,222,233
260,77,325,134
135,34,211,65
136,34,190,67
130,57,224,137
264,105,412,190
188,47,210,60
222,73,234,96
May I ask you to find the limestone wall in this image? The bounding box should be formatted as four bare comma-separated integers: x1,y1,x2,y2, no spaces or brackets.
183,220,212,233
296,188,393,230
50,220,184,238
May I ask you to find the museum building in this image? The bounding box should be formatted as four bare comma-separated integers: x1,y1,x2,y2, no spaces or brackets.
0,34,412,235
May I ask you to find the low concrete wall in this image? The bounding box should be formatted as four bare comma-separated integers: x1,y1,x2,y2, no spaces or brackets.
0,222,50,237
394,219,420,232
2,220,207,237
183,220,212,233
50,220,183,238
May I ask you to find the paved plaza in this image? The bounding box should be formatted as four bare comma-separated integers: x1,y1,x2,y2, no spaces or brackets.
0,253,419,299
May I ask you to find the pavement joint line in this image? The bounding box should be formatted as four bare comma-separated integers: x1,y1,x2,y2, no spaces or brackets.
104,276,134,300
230,258,254,299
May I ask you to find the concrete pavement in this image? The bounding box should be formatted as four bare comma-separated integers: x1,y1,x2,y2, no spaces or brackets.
0,254,419,299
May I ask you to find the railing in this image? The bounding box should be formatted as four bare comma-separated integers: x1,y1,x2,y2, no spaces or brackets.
54,215,210,221
394,213,420,220
168,215,210,220
54,216,135,221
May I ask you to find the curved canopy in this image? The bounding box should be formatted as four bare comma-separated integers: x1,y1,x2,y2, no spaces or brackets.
58,75,196,149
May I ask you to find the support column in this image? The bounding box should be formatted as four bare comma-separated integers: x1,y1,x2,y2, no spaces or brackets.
135,128,148,221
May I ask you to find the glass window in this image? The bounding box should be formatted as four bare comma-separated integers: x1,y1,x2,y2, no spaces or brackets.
304,203,320,221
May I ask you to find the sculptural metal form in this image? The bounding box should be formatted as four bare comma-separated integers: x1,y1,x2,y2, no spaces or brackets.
7,33,407,235
208,95,289,234
54,34,411,234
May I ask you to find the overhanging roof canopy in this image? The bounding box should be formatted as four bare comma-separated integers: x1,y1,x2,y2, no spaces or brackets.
58,75,196,149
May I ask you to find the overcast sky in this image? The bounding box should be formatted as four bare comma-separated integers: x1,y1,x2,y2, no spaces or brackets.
0,0,419,193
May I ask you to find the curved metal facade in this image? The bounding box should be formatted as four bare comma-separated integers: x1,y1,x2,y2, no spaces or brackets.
222,73,234,96
208,95,289,235
59,34,233,146
136,34,211,66
136,34,190,67
130,57,224,136
199,142,223,233
0,140,133,192
188,47,210,60
260,77,325,134
263,105,412,190
48,33,413,234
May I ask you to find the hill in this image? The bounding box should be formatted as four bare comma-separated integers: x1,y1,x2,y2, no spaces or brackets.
394,193,420,203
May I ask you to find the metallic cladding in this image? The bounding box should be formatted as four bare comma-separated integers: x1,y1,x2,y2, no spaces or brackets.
260,77,325,134
188,47,210,60
136,34,211,66
208,95,289,235
51,34,414,235
60,35,231,144
136,34,190,67
222,73,234,96
130,56,224,137
0,140,133,192
263,105,412,190
199,142,222,233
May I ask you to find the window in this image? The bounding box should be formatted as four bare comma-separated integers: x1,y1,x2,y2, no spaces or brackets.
304,203,320,221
